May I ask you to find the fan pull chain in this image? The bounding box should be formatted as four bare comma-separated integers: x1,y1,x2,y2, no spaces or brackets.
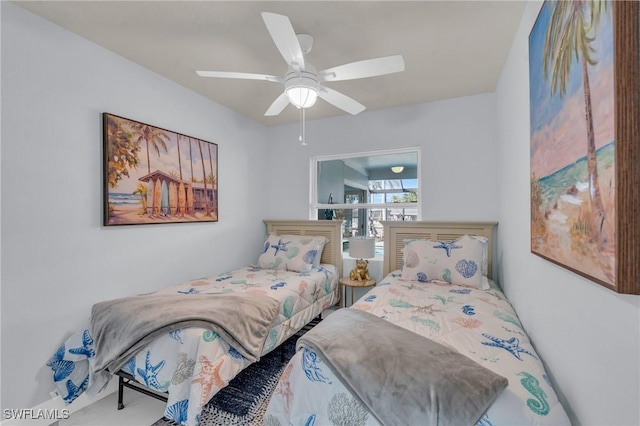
299,106,307,146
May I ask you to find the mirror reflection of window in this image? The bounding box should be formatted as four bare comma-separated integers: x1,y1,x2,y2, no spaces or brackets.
312,148,420,254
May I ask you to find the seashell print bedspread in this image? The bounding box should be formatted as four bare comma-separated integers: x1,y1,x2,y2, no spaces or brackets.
46,264,339,426
265,271,571,426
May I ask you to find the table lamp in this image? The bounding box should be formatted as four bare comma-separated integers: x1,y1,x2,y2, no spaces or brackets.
348,237,375,282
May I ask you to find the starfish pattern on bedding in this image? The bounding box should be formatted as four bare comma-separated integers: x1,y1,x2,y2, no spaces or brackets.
270,239,290,255
274,363,294,411
432,241,462,257
68,330,95,358
137,351,166,389
481,333,538,361
192,356,226,406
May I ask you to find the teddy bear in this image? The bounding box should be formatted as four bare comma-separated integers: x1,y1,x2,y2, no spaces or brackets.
349,259,371,282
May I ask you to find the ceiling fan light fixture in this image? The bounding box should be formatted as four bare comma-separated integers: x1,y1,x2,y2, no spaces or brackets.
286,86,318,109
285,69,320,109
391,166,404,173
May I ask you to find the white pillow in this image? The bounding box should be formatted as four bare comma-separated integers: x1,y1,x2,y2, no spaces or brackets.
401,235,489,289
466,235,489,277
257,233,327,273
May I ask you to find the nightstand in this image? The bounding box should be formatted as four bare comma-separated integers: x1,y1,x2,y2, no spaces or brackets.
339,277,376,308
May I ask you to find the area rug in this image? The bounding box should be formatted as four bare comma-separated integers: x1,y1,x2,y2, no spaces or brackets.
151,320,318,426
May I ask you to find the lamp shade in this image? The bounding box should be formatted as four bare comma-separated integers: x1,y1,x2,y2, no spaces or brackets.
349,237,375,259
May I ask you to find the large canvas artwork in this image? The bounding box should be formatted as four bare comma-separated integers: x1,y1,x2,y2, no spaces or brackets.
528,1,639,294
103,113,218,226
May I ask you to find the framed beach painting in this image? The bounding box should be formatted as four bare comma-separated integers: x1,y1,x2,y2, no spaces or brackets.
103,113,218,226
528,1,639,294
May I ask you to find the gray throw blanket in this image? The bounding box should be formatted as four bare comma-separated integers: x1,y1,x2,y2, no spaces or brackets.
297,308,508,426
90,293,280,374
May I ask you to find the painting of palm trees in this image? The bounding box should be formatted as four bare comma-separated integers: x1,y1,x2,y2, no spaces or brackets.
530,0,614,285
529,0,640,294
103,113,218,225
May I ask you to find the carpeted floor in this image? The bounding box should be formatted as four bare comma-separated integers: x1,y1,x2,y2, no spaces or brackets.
151,320,318,426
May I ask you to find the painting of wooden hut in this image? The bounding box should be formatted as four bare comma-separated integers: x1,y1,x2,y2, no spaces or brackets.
103,113,218,225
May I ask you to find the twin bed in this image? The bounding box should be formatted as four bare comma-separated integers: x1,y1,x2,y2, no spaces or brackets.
265,221,571,426
48,220,570,426
47,220,342,426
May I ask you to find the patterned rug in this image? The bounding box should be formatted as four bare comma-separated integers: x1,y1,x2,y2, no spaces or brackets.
151,321,317,426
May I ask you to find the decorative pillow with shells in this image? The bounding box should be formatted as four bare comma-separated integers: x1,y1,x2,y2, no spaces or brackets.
256,233,327,273
401,235,489,289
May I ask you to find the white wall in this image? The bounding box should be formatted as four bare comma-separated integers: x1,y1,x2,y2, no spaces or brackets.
1,2,269,411
264,93,500,222
495,2,640,425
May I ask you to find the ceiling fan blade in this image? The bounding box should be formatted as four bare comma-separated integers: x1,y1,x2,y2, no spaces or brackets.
320,55,405,82
264,92,290,116
261,12,305,70
319,86,366,115
196,70,282,83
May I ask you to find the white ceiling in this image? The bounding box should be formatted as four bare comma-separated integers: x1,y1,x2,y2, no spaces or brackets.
13,1,526,127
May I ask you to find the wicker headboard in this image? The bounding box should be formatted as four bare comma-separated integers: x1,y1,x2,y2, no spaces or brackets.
382,221,498,278
263,220,344,277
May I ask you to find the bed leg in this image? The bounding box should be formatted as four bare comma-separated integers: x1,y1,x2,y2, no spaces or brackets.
117,375,125,410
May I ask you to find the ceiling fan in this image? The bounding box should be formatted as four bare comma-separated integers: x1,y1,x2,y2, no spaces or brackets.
196,12,405,117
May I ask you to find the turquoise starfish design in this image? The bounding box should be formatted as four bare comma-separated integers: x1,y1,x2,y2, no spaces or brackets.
432,241,462,257
270,239,290,255
137,351,166,389
481,333,538,361
69,330,95,358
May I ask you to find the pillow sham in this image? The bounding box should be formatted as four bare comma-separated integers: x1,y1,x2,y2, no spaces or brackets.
257,233,327,273
401,235,489,289
467,234,489,277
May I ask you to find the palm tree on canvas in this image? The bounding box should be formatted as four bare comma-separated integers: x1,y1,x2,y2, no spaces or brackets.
542,0,608,247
